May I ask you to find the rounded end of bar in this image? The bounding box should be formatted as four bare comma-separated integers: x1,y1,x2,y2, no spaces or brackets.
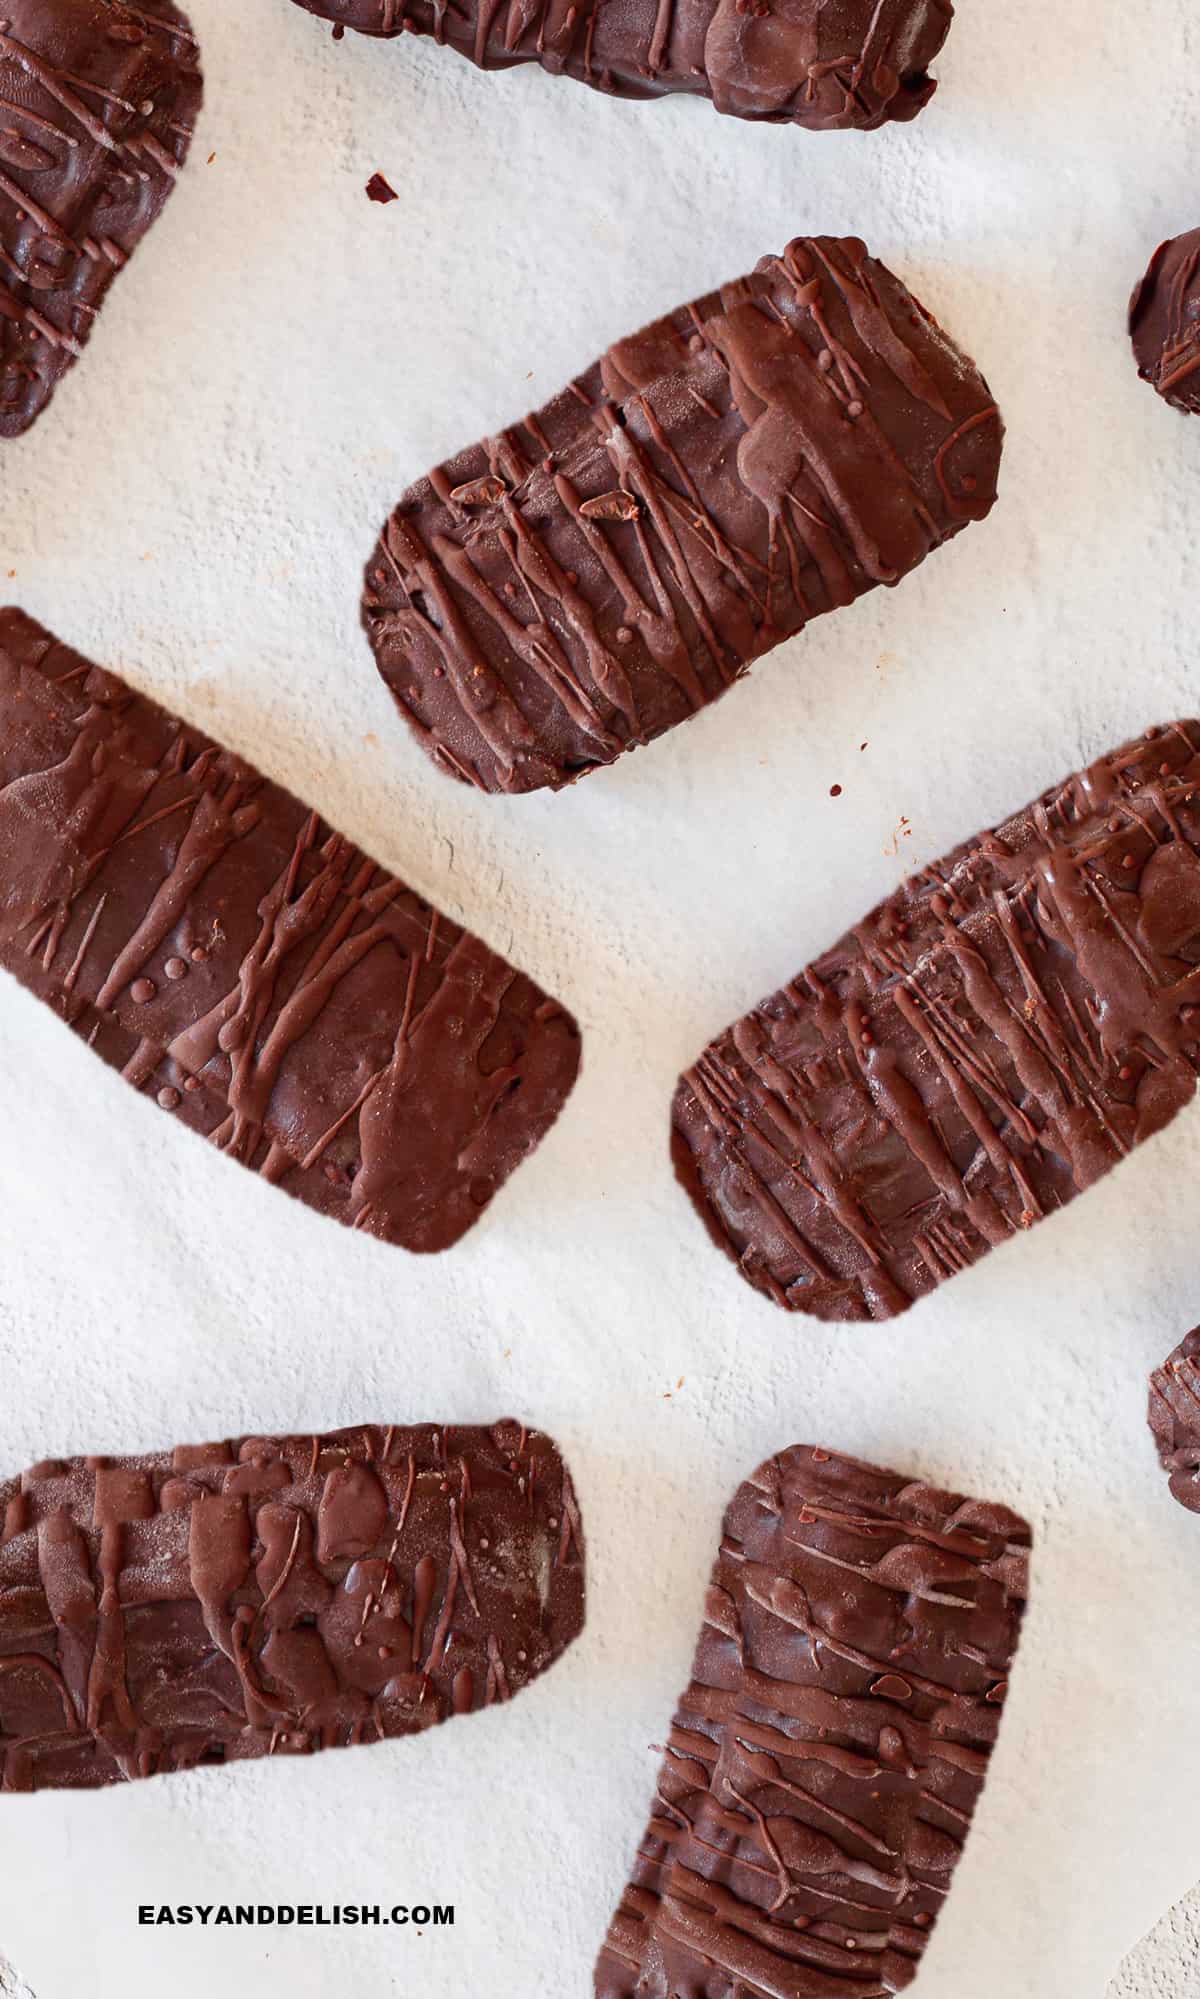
1130,227,1200,413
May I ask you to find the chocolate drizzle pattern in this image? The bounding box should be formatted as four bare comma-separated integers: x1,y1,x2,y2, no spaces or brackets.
362,237,1002,794
1130,228,1200,415
674,723,1200,1322
594,1445,1028,1999
0,0,201,438
291,0,952,131
0,1421,585,1790
1148,1329,1200,1514
0,609,581,1251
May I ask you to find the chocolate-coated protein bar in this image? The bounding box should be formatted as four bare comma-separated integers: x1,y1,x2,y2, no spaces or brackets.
1149,1330,1200,1513
594,1444,1028,1998
291,0,952,131
674,722,1200,1320
0,610,581,1251
0,1421,584,1790
363,237,1002,794
1130,228,1200,415
1,0,202,439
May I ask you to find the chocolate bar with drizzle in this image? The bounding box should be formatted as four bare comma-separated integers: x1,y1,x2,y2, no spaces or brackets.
0,0,202,439
291,0,952,133
674,723,1200,1321
594,1444,1028,1998
1149,1329,1200,1514
0,1421,585,1790
362,236,1002,794
1130,228,1200,415
0,609,581,1251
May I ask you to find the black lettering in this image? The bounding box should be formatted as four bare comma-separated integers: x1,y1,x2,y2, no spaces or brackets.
157,1908,176,1927
257,1907,275,1924
216,1908,232,1926
411,1907,430,1926
392,1906,408,1926
194,1906,212,1927
299,1908,313,1926
361,1906,381,1926
342,1907,358,1927
235,1907,254,1925
137,1907,153,1926
278,1907,295,1926
432,1907,454,1926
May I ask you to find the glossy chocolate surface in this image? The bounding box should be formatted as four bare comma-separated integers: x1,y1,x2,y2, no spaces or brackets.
675,723,1200,1320
0,609,581,1251
0,1421,584,1790
363,237,1002,793
291,0,951,130
1130,229,1200,414
0,0,202,438
595,1444,1028,1997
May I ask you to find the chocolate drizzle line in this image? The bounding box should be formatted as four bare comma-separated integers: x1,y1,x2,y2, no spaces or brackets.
0,609,582,1252
0,0,201,438
290,0,953,132
362,237,1002,795
674,723,1200,1322
0,1421,585,1790
1130,227,1200,415
594,1445,1029,1999
1148,1329,1200,1514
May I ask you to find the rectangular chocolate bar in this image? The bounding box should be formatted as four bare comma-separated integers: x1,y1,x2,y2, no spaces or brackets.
0,1420,584,1790
362,237,1002,793
0,610,581,1250
595,1445,1028,1998
292,0,952,132
1,0,202,438
674,722,1200,1320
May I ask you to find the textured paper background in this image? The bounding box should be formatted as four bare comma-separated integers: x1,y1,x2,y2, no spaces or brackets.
1111,1887,1200,1997
3,0,1200,1992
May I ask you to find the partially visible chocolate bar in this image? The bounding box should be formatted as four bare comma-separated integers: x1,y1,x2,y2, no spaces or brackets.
1130,229,1200,414
290,0,952,131
674,723,1200,1321
0,1421,585,1790
1,0,202,439
594,1444,1029,1998
0,610,581,1250
362,237,1002,794
1149,1330,1200,1513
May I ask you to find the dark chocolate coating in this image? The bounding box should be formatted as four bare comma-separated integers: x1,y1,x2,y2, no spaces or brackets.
1130,229,1200,415
362,237,1002,794
674,723,1200,1322
594,1444,1028,1998
291,0,951,129
0,0,202,439
0,609,581,1251
1148,1330,1200,1514
0,1421,585,1790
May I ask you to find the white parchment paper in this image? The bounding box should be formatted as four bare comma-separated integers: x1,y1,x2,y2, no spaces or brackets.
3,1,1200,1992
